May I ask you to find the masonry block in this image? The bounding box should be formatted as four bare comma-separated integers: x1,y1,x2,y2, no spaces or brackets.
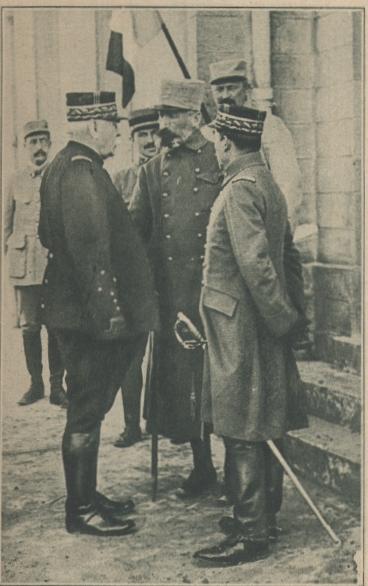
316,84,354,122
313,264,359,303
271,12,313,55
274,88,314,123
318,227,355,265
316,11,353,52
287,123,315,158
298,191,316,225
272,54,314,89
315,297,352,336
317,119,354,158
317,192,354,229
317,156,355,193
316,44,354,88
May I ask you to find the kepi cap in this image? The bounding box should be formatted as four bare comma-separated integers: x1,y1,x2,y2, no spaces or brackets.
209,59,249,86
129,108,159,135
66,91,125,122
155,79,205,113
208,104,266,139
23,120,50,140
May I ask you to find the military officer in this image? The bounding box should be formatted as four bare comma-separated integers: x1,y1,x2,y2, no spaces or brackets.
194,105,308,565
113,108,159,449
39,91,160,536
4,120,67,407
209,58,302,232
129,79,221,497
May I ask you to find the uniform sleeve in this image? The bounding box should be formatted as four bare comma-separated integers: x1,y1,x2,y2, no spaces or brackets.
283,221,305,316
60,160,124,337
224,180,298,337
128,164,152,243
4,177,15,251
262,116,302,232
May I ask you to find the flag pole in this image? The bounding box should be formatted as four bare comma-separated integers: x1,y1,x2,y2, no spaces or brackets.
155,11,211,124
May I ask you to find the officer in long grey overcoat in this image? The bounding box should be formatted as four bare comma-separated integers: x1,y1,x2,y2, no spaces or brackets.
129,79,222,497
39,91,159,537
4,120,67,407
194,105,308,566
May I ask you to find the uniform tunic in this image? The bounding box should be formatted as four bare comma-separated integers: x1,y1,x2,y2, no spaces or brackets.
114,164,139,205
200,151,308,442
129,129,221,442
38,140,159,433
4,165,48,286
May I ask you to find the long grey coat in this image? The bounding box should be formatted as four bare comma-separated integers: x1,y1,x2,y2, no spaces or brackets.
200,151,308,442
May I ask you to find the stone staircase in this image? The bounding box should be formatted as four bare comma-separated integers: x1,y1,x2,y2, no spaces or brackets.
285,359,361,504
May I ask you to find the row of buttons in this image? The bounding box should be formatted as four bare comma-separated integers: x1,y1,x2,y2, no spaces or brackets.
167,254,205,262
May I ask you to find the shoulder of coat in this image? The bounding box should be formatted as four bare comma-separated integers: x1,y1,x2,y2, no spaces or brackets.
232,175,256,184
71,155,93,164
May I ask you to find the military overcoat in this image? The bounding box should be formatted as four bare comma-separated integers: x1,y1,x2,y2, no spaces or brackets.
38,140,159,340
129,129,221,441
200,152,308,442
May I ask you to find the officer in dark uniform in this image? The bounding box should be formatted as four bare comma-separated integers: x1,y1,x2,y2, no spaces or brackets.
39,92,159,536
129,79,221,497
113,108,159,449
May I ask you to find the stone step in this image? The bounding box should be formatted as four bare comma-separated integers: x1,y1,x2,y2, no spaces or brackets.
285,415,361,504
297,360,361,431
314,333,361,374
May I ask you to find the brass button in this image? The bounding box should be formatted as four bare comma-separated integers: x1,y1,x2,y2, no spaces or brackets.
110,291,115,296
197,233,203,238
113,277,117,283
163,213,170,218
195,212,200,217
163,171,169,177
100,270,106,275
116,306,121,311
165,234,171,239
198,149,202,154
162,192,169,198
200,255,204,260
195,168,200,173
44,279,48,284
49,253,53,259
98,287,103,292
113,299,118,304
193,187,199,193
168,256,173,261
41,303,45,309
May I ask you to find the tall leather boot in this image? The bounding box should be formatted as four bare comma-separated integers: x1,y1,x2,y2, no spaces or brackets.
179,433,217,498
62,426,135,536
48,330,68,408
114,360,143,448
18,330,44,406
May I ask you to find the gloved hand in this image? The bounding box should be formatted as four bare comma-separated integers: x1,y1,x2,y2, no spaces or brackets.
100,316,130,341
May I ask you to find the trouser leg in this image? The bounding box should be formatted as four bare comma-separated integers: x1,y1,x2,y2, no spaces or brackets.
224,438,268,542
190,431,213,471
48,329,64,390
121,362,142,432
22,328,43,384
264,439,284,527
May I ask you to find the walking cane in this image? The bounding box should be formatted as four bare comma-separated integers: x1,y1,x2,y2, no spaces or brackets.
146,331,159,501
174,312,341,546
267,439,341,546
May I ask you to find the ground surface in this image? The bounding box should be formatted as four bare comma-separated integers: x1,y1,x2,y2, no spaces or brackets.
1,308,362,585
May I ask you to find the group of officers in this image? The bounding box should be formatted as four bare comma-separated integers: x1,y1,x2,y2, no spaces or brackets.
4,59,309,565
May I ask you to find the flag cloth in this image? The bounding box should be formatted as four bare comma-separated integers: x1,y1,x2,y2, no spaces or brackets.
106,30,135,108
106,10,162,108
131,10,162,47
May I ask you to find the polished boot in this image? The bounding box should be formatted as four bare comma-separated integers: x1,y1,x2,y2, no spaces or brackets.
18,330,44,405
95,491,135,517
48,331,68,408
193,534,269,566
62,428,135,536
114,361,142,448
178,434,217,498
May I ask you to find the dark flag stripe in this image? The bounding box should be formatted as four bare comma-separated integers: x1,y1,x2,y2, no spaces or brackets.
106,30,135,108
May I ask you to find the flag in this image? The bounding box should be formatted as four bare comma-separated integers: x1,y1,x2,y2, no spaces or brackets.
106,10,162,108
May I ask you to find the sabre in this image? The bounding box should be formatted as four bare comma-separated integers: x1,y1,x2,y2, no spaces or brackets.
174,311,341,546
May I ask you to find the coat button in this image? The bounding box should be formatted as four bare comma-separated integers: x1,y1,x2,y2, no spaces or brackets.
110,291,115,296
195,168,200,173
163,171,169,177
195,212,200,217
113,277,117,283
193,187,199,193
100,270,106,275
197,233,203,238
200,255,204,260
49,253,53,259
98,287,103,292
44,279,48,284
165,234,171,239
163,213,170,218
113,299,118,304
198,149,202,154
41,303,45,309
168,256,173,261
162,192,169,198
116,306,121,311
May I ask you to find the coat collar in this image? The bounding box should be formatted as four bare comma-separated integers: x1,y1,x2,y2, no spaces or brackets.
184,128,208,151
222,151,264,187
27,160,49,178
68,140,104,166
